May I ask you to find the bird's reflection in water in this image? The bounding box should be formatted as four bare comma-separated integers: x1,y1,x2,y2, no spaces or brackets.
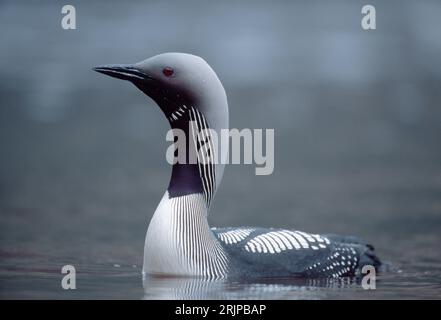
142,275,361,299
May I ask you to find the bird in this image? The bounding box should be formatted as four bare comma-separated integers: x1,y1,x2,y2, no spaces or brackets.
93,52,382,279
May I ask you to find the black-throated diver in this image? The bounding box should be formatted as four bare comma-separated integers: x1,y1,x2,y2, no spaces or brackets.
94,53,382,279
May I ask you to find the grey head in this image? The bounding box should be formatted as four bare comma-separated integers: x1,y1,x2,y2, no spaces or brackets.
94,53,228,202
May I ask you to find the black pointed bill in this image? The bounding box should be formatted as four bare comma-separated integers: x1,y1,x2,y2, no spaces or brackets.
93,64,151,81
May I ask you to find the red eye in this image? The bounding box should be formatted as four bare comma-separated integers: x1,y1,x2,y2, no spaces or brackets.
163,67,174,77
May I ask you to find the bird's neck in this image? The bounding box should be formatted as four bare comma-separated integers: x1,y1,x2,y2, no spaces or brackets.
144,93,229,277
166,105,225,208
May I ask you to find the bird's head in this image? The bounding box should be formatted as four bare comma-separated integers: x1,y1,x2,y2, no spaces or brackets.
93,52,228,130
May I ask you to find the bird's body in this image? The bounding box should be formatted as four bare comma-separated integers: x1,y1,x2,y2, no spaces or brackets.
94,52,382,279
213,227,381,278
143,190,380,279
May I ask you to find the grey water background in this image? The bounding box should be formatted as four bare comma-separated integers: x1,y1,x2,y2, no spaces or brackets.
1,0,440,299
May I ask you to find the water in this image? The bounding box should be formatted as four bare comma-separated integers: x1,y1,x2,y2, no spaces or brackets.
1,247,440,299
1,0,441,299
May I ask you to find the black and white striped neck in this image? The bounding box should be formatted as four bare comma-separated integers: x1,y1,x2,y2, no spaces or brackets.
167,105,218,208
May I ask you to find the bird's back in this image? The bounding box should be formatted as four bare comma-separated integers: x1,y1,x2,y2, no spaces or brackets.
212,227,381,278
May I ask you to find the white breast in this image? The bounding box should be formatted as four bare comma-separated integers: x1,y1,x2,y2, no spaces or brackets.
143,192,228,278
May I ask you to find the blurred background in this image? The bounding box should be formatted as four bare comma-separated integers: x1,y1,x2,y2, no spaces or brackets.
0,0,440,299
